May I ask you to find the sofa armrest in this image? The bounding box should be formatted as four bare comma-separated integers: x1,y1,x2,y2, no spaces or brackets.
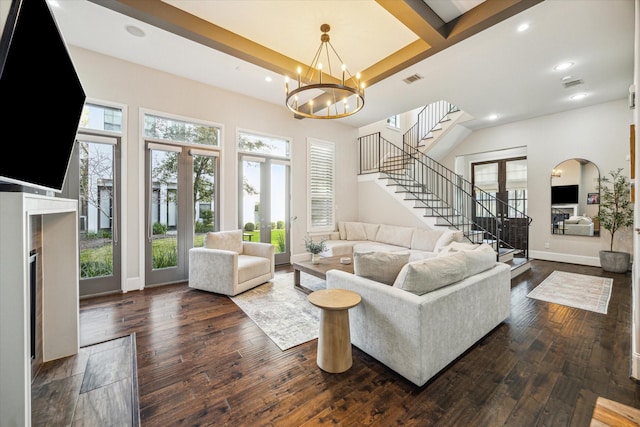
242,241,275,260
188,247,239,292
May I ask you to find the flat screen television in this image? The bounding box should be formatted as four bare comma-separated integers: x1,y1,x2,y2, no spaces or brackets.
551,184,579,205
0,0,86,193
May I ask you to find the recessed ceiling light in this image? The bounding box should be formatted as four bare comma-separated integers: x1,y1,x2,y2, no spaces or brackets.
125,25,145,38
488,114,498,121
554,62,574,71
570,93,587,101
265,76,272,83
517,23,530,32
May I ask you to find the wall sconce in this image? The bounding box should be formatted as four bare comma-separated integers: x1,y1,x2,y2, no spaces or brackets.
551,169,562,177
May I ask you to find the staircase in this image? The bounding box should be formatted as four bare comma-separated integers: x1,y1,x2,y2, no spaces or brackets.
358,101,532,278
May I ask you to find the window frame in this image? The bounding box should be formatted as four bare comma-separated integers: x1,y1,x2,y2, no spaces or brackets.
307,138,335,233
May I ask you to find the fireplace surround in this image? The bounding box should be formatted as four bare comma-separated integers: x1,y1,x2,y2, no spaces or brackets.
0,192,79,426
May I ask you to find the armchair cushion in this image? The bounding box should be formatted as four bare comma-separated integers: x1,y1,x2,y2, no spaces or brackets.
237,255,271,284
205,229,243,254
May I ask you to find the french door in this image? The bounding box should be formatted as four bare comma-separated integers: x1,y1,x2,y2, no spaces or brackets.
472,157,527,248
239,155,291,265
145,142,218,286
64,133,122,297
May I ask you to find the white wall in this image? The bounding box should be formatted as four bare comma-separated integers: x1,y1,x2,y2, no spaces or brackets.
68,46,360,290
354,98,632,265
442,99,633,265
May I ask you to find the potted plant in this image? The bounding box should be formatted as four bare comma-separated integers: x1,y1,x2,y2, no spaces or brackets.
595,168,634,273
304,236,327,264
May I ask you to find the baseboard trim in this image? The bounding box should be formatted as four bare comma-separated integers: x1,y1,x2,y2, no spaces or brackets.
124,277,143,292
529,250,600,267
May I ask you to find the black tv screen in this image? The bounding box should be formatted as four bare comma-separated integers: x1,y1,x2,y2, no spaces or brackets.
551,184,579,205
0,0,86,193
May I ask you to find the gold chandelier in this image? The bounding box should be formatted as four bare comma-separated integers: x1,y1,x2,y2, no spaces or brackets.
285,24,365,119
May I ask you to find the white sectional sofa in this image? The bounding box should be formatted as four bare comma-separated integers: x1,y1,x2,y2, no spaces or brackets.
320,221,466,261
325,243,511,387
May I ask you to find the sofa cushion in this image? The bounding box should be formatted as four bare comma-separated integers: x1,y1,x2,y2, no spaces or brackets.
322,240,358,257
345,221,367,241
338,221,347,240
205,229,243,254
393,251,467,295
434,229,464,252
376,224,415,248
354,251,410,286
410,228,444,252
353,242,408,254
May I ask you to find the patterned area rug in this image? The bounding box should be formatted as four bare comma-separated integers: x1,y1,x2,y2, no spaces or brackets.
229,272,326,351
527,271,613,314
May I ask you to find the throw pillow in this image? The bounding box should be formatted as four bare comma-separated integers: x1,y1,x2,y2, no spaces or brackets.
354,251,410,286
410,228,444,252
205,229,243,254
345,222,367,241
436,241,477,257
393,251,467,295
462,243,497,276
434,230,464,252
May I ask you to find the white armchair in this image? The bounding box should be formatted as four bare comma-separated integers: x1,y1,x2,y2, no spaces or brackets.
188,229,275,296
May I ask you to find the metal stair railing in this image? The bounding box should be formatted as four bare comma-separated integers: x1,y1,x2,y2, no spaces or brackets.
403,100,460,155
358,132,532,259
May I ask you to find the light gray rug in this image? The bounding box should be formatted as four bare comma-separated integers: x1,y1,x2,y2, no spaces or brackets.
527,271,613,314
229,272,326,350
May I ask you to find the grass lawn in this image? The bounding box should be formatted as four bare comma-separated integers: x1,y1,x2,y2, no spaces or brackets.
81,229,287,277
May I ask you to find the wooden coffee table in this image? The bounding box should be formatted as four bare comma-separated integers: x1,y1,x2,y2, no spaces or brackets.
292,256,353,294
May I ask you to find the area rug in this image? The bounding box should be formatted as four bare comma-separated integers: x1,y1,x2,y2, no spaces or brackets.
229,273,326,351
527,271,613,314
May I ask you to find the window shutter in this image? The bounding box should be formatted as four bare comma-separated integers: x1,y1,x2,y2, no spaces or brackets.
307,139,335,232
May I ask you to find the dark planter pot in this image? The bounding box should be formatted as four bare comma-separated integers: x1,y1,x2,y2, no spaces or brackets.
599,250,630,273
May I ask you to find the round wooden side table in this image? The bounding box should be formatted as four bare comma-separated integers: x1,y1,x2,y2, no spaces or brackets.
308,288,361,373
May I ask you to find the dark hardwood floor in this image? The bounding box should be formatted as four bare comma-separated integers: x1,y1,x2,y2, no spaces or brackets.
72,260,640,426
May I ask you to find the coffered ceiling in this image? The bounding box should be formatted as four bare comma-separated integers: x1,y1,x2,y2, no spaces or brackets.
50,0,634,129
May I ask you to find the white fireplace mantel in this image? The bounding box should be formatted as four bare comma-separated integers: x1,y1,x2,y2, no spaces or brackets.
0,192,79,426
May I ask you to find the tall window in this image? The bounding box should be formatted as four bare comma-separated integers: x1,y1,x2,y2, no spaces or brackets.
237,130,291,264
70,101,124,296
307,138,335,232
143,111,221,286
